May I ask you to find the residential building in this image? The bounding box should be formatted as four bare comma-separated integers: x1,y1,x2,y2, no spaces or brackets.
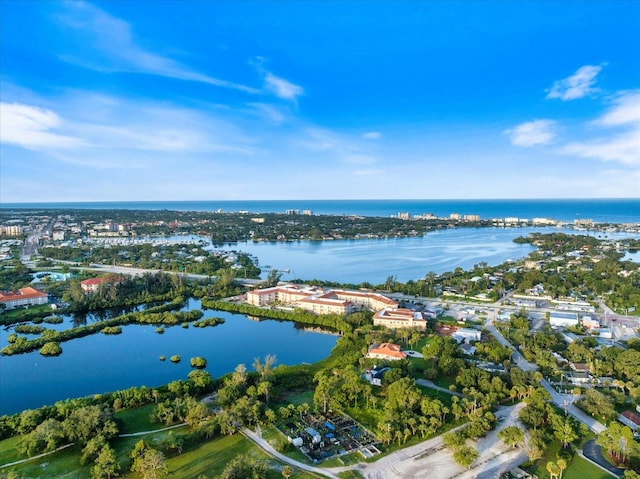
365,366,391,386
452,327,481,343
618,411,640,432
246,285,398,316
459,343,476,355
0,287,48,309
366,342,407,361
567,371,592,385
372,308,427,330
81,278,108,293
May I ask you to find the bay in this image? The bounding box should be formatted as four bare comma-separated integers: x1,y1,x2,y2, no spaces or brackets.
0,300,338,415
3,198,640,223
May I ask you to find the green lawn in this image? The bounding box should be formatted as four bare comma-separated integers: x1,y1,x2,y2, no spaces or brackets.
1,429,326,479
0,435,23,466
115,404,159,434
416,385,454,406
524,440,612,479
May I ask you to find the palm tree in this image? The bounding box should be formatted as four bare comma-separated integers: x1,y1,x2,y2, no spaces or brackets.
546,461,560,479
557,458,567,479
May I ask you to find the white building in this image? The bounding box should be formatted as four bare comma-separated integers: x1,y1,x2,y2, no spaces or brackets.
549,312,580,328
452,327,481,343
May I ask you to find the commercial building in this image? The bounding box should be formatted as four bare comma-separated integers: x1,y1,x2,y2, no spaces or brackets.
0,287,48,309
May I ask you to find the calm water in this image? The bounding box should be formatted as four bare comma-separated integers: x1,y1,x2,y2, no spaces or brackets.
4,198,640,223
216,227,537,284
0,300,337,415
216,226,639,284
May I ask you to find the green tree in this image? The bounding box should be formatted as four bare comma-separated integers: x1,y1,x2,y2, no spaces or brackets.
453,445,479,469
92,444,120,479
131,448,168,479
557,458,567,479
546,461,560,479
498,425,525,449
218,453,268,479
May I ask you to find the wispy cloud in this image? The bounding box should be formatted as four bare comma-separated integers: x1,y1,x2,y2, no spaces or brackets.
559,90,640,165
56,1,258,93
546,65,603,101
264,72,304,101
0,103,85,150
363,131,381,140
0,90,255,170
505,120,556,147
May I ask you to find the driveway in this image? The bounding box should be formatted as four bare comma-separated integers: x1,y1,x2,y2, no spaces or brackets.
582,439,624,477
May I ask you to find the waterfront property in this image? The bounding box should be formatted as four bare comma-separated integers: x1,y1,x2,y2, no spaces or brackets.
0,287,48,310
246,284,398,315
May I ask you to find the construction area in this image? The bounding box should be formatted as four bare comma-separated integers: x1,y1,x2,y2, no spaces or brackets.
277,411,380,463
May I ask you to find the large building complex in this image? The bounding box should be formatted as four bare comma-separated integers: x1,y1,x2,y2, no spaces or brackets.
0,287,48,310
246,285,398,316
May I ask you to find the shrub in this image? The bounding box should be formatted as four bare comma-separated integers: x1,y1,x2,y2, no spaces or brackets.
190,357,207,369
101,326,122,335
40,342,62,356
170,355,181,363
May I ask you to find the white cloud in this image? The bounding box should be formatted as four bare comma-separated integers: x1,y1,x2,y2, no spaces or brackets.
546,65,602,101
264,73,304,101
559,90,640,165
247,103,287,124
560,131,640,165
363,131,381,140
56,1,257,93
0,102,84,150
505,120,556,147
595,90,640,127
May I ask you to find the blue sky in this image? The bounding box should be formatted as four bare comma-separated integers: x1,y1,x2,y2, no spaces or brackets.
1,1,639,202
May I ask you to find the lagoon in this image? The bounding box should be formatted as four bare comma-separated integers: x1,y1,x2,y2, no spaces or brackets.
216,227,539,284
0,300,338,415
215,226,639,284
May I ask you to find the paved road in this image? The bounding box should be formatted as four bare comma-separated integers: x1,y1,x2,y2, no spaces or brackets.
583,440,624,477
416,379,464,397
484,311,607,434
242,428,340,479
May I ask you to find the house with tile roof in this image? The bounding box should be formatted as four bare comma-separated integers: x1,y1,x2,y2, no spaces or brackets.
366,342,407,361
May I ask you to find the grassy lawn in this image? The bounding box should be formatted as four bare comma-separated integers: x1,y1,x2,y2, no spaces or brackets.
1,429,327,479
0,304,52,325
275,389,315,407
524,440,612,479
431,374,457,390
416,385,454,406
1,444,89,479
115,403,159,434
0,435,23,465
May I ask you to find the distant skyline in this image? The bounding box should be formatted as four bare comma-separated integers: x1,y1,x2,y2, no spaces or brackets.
1,1,639,203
